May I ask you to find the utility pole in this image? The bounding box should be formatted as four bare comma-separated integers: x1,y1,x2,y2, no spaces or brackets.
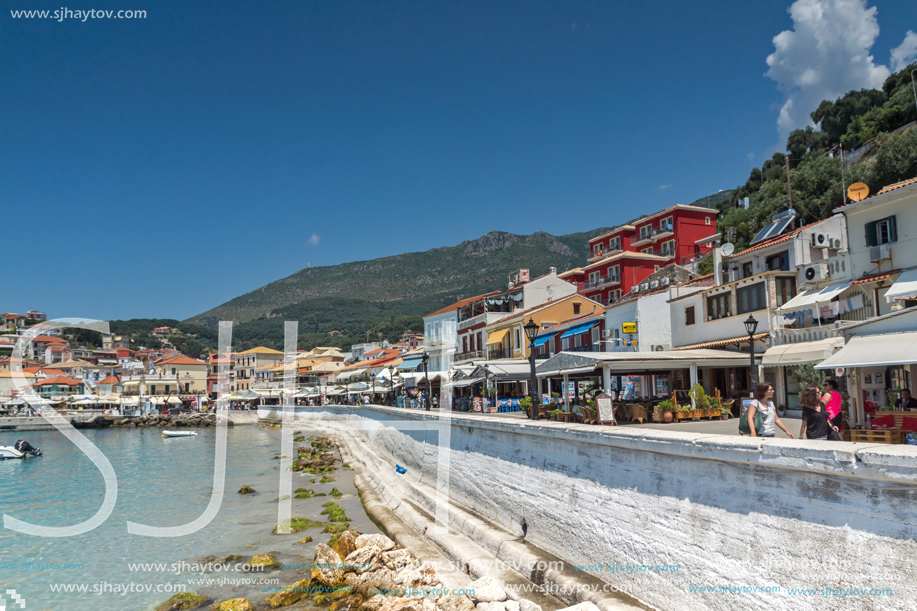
839,144,847,206
785,157,795,227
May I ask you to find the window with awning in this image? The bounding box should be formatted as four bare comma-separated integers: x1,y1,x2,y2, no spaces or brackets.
485,328,509,346
559,320,598,339
532,333,555,348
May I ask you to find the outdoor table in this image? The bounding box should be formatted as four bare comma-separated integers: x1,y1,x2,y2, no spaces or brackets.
555,412,575,423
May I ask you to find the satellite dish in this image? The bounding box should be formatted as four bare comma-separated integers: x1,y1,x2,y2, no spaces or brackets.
719,243,735,257
847,182,869,202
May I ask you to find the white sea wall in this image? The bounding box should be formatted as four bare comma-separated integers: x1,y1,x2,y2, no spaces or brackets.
299,406,917,611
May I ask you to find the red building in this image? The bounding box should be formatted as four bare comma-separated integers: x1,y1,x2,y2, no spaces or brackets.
581,205,718,305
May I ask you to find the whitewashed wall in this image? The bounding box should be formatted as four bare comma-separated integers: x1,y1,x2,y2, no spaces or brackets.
303,406,917,611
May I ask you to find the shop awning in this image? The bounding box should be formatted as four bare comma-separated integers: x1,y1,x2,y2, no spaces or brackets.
397,358,423,371
776,281,853,313
485,328,509,346
532,333,555,348
816,331,917,369
447,377,484,388
761,337,844,366
884,269,917,303
559,321,597,339
672,333,768,351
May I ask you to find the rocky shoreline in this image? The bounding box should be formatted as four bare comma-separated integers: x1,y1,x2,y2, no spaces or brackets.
73,413,222,429
152,435,581,611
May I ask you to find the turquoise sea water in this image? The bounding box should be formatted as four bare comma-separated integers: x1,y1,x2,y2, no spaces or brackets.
0,425,372,610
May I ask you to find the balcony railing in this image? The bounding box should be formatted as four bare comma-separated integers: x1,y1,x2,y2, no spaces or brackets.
457,313,486,330
656,222,674,237
585,275,621,290
454,349,484,362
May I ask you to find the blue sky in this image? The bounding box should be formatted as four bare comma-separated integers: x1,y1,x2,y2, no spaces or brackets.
1,0,915,321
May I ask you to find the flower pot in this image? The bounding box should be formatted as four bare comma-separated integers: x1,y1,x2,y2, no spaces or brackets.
663,412,673,423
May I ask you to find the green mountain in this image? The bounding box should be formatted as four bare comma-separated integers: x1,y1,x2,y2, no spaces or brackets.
184,229,612,348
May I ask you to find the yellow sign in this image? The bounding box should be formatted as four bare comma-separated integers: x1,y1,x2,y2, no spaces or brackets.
847,182,870,202
622,322,637,334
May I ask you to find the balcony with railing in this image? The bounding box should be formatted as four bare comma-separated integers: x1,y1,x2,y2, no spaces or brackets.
457,311,511,330
630,227,659,247
655,221,674,239
584,274,621,291
454,349,485,363
586,245,623,263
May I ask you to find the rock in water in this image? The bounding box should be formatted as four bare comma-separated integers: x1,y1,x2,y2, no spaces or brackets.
332,529,359,560
297,536,313,544
330,595,365,611
517,600,541,611
237,485,256,494
312,543,345,587
155,592,210,610
246,553,279,571
260,578,310,608
209,599,255,611
355,533,396,551
467,575,507,602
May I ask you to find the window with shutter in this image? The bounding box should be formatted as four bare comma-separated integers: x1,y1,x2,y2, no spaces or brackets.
865,220,878,247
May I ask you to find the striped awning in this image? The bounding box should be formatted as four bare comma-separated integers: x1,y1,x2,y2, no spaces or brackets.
671,332,768,351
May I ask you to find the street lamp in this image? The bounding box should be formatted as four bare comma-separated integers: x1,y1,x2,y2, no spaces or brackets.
523,317,540,420
744,314,759,395
370,372,376,404
389,367,394,406
421,352,431,411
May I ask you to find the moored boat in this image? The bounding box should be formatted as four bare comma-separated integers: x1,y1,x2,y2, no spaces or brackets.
0,440,43,459
161,430,198,438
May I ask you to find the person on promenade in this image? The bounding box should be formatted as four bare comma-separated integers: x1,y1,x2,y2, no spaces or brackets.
894,388,917,410
799,386,836,440
820,380,844,430
747,383,795,439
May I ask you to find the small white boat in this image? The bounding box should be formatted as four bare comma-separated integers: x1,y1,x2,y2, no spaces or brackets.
161,430,198,438
0,440,43,459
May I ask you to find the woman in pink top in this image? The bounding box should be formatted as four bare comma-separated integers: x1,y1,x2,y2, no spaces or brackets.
820,380,843,430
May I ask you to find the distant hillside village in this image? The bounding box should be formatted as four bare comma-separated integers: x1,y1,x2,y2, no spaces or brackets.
3,176,917,427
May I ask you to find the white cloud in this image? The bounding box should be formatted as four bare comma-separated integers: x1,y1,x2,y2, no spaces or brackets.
891,30,917,71
658,184,672,191
308,233,320,246
766,0,889,141
747,152,756,162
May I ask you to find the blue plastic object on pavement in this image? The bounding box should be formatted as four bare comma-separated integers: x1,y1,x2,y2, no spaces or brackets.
395,465,407,474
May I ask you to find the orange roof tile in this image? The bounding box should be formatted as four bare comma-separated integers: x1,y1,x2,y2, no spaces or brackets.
852,270,899,285
156,356,206,366
30,335,67,343
97,375,120,385
425,291,500,318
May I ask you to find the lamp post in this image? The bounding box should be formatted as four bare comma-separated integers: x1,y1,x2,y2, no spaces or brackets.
370,372,376,405
421,352,431,411
744,314,759,396
523,317,541,420
389,368,394,406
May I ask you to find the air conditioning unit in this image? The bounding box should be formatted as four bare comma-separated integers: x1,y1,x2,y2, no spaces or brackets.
652,344,667,352
804,264,830,282
650,280,659,289
630,286,639,293
603,329,612,339
811,232,831,249
870,244,890,262
640,283,649,291
661,277,670,286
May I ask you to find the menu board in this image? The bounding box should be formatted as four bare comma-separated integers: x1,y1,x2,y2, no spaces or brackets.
472,397,483,412
595,393,615,425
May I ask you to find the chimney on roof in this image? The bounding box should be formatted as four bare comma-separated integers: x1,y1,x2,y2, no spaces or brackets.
549,266,557,275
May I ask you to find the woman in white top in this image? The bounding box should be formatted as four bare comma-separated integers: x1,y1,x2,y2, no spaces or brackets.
747,383,795,438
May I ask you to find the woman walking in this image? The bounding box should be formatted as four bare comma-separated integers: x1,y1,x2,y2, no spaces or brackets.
747,383,795,438
798,386,837,440
820,380,844,431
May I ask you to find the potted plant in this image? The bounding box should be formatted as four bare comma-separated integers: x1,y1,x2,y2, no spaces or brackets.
688,384,708,420
550,408,563,420
776,404,787,417
520,396,532,416
657,399,675,423
675,401,693,421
